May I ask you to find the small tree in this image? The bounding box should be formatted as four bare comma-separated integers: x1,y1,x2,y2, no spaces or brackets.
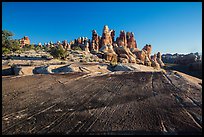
2,30,13,49
2,47,11,55
10,40,21,52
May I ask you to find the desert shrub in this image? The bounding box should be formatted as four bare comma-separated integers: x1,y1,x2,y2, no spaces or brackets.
72,46,82,51
23,44,33,51
43,46,51,52
34,45,43,51
2,47,11,55
50,46,68,59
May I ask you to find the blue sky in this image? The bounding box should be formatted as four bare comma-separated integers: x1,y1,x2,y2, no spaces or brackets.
2,2,202,54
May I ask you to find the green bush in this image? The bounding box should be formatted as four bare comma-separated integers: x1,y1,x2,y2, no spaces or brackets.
35,45,43,51
2,47,11,55
50,46,68,59
43,46,51,52
2,30,21,53
21,44,35,51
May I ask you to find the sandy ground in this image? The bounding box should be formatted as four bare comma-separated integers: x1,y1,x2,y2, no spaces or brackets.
2,70,202,135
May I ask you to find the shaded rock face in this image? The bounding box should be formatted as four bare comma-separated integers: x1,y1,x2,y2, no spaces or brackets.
151,54,160,69
115,46,136,63
91,30,100,52
51,65,74,73
116,30,127,47
142,44,152,58
127,32,137,49
188,62,202,71
111,30,115,43
156,52,165,67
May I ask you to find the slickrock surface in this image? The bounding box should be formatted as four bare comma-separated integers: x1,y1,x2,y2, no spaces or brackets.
2,71,202,135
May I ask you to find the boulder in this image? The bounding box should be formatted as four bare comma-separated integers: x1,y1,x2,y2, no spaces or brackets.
51,65,75,73
119,58,129,63
13,66,35,76
33,65,52,74
114,46,136,63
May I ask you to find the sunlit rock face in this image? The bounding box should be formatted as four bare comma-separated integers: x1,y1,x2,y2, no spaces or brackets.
101,25,113,46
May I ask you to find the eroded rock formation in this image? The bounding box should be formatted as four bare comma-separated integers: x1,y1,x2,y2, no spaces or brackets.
39,25,164,69
151,54,160,69
20,36,30,47
116,30,127,47
101,25,113,46
156,52,165,67
91,30,100,52
126,32,137,49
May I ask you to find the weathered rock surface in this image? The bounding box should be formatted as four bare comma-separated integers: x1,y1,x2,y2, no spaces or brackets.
13,65,35,76
2,71,202,135
111,64,134,71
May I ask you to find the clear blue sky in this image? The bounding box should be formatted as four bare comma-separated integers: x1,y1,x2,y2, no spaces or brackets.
2,2,202,54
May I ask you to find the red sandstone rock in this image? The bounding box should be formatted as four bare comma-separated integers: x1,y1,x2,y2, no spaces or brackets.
20,36,30,47
91,30,100,52
142,44,152,58
127,32,137,49
115,46,136,63
116,30,127,47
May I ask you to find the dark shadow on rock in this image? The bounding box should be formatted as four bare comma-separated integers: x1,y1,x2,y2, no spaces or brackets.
51,65,73,73
33,66,50,74
2,67,15,76
28,130,202,135
4,55,49,61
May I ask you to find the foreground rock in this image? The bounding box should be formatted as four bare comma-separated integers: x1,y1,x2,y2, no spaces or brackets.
2,71,202,135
